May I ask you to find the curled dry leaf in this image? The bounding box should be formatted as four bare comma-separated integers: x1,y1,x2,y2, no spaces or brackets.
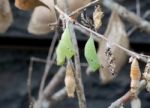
28,0,91,35
15,0,47,10
93,5,103,31
0,0,13,33
65,61,76,98
98,11,129,84
130,58,141,95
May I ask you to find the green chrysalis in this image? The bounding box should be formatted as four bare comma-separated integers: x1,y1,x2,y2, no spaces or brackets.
56,24,75,65
84,35,100,72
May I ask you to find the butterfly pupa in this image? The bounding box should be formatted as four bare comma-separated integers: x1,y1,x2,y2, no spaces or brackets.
93,5,103,31
130,58,141,94
65,61,76,98
56,25,75,65
84,35,100,72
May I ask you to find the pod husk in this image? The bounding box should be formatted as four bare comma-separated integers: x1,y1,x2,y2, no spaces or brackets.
98,11,129,84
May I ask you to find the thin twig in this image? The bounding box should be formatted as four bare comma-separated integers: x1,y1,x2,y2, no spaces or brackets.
101,0,150,34
48,87,67,107
62,0,87,106
39,30,58,98
108,80,147,108
30,56,88,67
136,0,141,16
69,0,99,16
128,10,150,36
43,66,66,99
27,57,35,107
69,23,87,108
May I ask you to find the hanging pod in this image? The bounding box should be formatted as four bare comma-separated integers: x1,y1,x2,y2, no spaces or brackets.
56,24,75,65
130,58,141,94
65,61,76,98
98,11,129,84
0,0,13,33
84,34,100,72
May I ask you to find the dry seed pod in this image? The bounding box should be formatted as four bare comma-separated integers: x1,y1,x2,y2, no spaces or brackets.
0,0,13,33
28,6,57,35
15,0,47,10
98,11,129,84
93,5,103,31
130,58,141,94
65,61,76,98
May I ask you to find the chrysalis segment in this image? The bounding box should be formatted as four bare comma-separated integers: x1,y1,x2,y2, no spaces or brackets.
130,58,141,94
65,61,76,98
84,36,100,72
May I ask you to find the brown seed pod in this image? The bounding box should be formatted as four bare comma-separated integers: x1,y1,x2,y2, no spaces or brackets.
65,61,76,98
93,5,103,31
0,0,13,33
98,11,129,84
15,0,47,10
130,58,141,94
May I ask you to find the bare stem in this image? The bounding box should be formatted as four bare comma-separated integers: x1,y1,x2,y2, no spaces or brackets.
39,30,58,98
108,80,147,108
43,66,66,99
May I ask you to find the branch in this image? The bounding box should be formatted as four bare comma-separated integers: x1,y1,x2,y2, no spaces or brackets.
108,80,147,108
38,29,58,98
43,66,66,99
101,0,150,34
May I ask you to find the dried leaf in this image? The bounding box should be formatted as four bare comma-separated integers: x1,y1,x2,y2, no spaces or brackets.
98,11,129,84
130,58,141,94
28,6,57,35
93,5,103,31
65,61,76,98
15,0,47,10
0,0,13,33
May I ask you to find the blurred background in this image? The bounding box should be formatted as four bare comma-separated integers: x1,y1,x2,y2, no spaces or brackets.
0,0,150,108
